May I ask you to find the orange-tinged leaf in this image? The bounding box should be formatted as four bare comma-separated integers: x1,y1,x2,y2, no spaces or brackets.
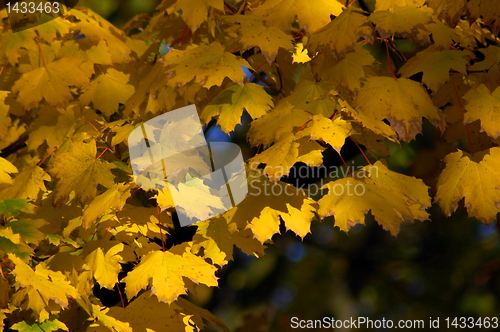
436,148,500,224
12,58,89,108
463,84,500,139
162,42,250,88
8,254,79,314
85,243,125,289
80,68,135,116
252,0,344,33
49,141,116,206
201,83,273,133
399,48,471,91
124,247,218,304
318,161,431,235
353,77,442,142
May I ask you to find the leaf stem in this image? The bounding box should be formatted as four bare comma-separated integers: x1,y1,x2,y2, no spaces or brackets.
385,40,397,79
350,137,372,165
450,77,474,155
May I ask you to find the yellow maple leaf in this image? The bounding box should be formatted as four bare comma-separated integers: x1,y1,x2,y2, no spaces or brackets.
49,141,116,206
192,217,265,266
282,79,337,118
375,0,426,11
124,247,218,304
225,174,316,242
248,102,311,147
224,15,294,64
1,29,38,65
318,161,431,235
297,114,354,152
251,134,324,182
201,83,273,133
308,7,368,56
463,84,500,139
85,243,125,289
251,0,344,33
0,165,50,200
436,148,500,224
369,6,434,38
399,48,471,91
353,77,443,142
12,57,89,108
329,46,375,90
90,304,132,332
0,157,17,186
167,0,223,31
8,254,79,314
162,42,250,88
82,183,132,229
0,91,11,139
80,68,135,116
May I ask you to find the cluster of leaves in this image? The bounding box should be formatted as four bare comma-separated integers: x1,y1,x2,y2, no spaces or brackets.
0,0,499,330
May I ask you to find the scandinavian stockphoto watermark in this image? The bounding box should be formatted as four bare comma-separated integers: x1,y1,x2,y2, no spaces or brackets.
247,161,377,197
128,104,248,227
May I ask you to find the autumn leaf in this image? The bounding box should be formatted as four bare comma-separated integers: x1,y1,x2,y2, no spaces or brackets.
201,83,273,133
463,84,500,139
308,7,368,56
369,6,434,38
0,166,50,200
329,46,375,90
250,134,324,182
248,102,311,147
10,318,68,332
251,0,344,33
436,148,500,224
399,48,471,91
224,16,294,64
318,161,431,235
49,141,116,206
192,217,265,266
8,254,79,314
85,243,125,289
297,114,354,152
167,0,223,31
12,57,90,108
352,77,443,142
0,157,17,186
82,183,132,228
0,91,12,139
80,68,135,116
224,174,317,243
124,247,218,304
375,0,426,11
162,42,250,88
